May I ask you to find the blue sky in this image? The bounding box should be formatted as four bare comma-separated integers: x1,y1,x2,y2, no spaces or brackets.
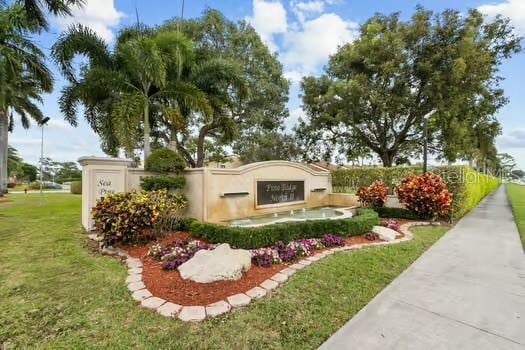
10,0,525,168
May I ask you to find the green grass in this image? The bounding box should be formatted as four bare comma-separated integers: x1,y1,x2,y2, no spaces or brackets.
506,183,525,249
0,194,448,349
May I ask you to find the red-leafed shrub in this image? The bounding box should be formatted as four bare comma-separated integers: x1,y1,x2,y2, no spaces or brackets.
396,173,452,219
357,181,388,208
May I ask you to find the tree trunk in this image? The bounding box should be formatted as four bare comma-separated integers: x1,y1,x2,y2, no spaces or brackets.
379,150,395,167
196,127,207,168
143,103,151,161
0,110,8,195
168,139,196,168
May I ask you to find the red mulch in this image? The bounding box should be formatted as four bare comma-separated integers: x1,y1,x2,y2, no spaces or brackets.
121,227,404,306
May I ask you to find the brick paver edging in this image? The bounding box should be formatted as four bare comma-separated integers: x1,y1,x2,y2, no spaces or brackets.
94,221,429,322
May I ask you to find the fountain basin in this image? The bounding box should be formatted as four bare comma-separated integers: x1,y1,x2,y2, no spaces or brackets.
226,206,355,227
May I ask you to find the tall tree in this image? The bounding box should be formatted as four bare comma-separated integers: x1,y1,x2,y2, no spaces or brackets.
297,7,521,166
52,25,208,160
19,0,85,30
0,5,53,194
233,131,300,163
157,9,289,167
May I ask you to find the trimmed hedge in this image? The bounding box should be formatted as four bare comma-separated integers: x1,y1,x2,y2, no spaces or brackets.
70,181,82,194
374,207,421,220
145,148,186,174
432,166,500,219
140,175,186,191
190,209,379,249
332,165,500,220
332,166,421,194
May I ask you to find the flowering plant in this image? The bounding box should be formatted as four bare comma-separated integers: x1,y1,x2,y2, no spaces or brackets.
396,173,452,218
357,181,388,208
321,234,345,247
147,239,214,270
365,232,379,241
381,219,399,231
250,235,345,267
251,248,282,267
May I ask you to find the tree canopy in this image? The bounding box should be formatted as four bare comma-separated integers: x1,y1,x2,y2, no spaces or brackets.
52,9,289,167
296,7,522,166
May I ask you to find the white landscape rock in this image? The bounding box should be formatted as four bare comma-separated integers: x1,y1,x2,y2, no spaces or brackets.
178,243,251,283
372,226,398,242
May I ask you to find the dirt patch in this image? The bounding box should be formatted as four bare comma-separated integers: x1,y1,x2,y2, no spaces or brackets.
0,197,12,204
122,231,389,306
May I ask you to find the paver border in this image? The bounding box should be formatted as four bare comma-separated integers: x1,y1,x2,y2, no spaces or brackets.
92,221,429,322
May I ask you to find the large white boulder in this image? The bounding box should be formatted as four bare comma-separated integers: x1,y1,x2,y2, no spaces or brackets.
178,243,251,283
372,226,398,242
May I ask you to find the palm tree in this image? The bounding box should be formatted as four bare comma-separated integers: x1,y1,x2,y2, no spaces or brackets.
0,5,53,194
19,0,85,31
52,24,210,160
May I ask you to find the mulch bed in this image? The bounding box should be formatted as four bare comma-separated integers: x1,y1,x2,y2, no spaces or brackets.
123,229,402,306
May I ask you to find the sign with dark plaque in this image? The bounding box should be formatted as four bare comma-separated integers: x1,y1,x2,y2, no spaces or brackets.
256,180,305,206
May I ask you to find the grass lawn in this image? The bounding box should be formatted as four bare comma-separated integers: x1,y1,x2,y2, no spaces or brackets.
506,183,525,249
0,194,448,349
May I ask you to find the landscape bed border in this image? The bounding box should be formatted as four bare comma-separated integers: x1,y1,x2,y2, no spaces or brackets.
96,221,431,322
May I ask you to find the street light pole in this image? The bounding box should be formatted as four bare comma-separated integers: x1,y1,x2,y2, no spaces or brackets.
38,117,50,206
422,110,436,173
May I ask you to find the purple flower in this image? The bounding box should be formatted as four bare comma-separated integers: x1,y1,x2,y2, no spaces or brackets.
321,234,345,247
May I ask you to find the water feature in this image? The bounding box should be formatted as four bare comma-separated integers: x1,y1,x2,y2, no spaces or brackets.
227,206,354,227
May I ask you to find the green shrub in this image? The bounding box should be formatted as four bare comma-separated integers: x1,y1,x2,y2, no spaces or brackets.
145,148,186,174
190,209,379,249
29,182,48,190
332,166,421,194
374,207,421,220
70,181,82,194
432,166,500,219
140,175,186,191
153,213,196,233
92,189,188,246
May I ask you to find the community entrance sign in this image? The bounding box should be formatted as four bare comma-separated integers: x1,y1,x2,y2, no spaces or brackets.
256,180,305,206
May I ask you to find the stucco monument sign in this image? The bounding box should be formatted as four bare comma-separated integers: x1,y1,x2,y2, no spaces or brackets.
79,158,362,231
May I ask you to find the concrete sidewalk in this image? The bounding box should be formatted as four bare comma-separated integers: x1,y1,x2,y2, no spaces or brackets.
320,186,525,349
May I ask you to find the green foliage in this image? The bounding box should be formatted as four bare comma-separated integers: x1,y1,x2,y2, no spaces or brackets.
432,166,500,219
190,209,378,249
144,148,186,174
28,182,48,190
374,207,421,220
70,181,81,194
332,166,421,193
234,131,300,163
333,165,500,219
506,184,525,249
296,7,522,166
91,190,187,246
0,194,447,349
153,213,196,234
140,175,186,191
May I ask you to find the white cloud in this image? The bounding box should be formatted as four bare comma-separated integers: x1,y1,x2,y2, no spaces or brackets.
284,107,306,130
54,0,125,42
478,0,525,34
282,13,358,73
291,1,325,22
46,119,74,131
497,129,525,148
246,0,288,52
